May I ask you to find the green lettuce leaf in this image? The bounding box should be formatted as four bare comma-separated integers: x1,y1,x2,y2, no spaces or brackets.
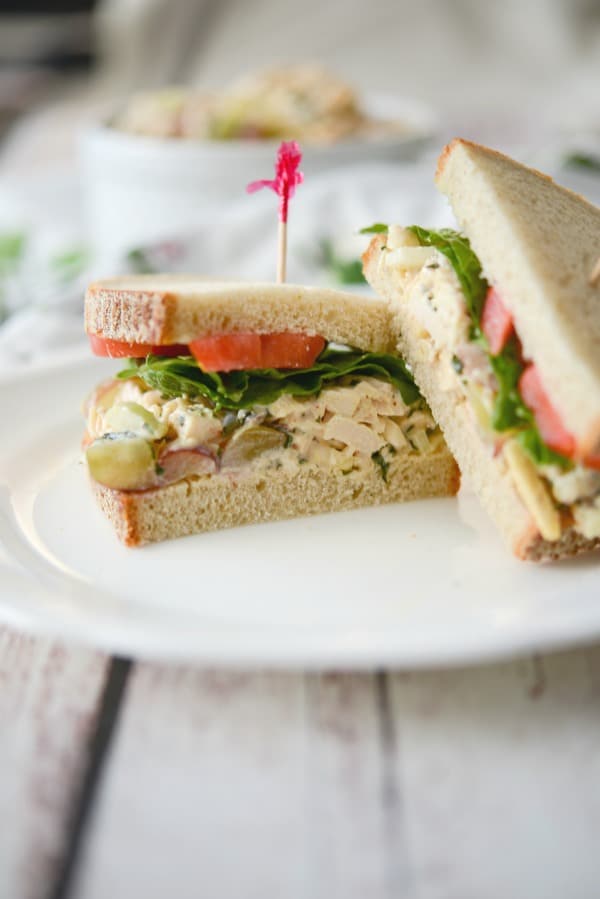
517,427,572,469
487,339,571,468
407,226,488,326
487,337,571,468
117,346,421,411
489,337,530,431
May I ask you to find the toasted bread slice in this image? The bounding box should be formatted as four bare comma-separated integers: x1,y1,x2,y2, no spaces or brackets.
436,138,600,455
85,276,395,353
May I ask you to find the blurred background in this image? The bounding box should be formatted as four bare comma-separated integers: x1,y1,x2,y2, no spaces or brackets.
0,0,598,367
1,0,599,153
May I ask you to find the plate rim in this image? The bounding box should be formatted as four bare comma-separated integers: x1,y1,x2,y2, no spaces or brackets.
2,567,600,669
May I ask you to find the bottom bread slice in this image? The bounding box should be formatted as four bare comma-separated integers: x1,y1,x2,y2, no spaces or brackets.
91,449,459,546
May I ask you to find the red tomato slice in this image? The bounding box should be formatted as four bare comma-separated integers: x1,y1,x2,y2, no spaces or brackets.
261,333,326,369
150,344,190,357
481,287,514,355
190,333,262,371
89,336,188,358
189,332,325,372
519,365,576,457
89,336,153,358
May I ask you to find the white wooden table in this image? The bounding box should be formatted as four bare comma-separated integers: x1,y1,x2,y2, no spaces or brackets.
2,626,600,899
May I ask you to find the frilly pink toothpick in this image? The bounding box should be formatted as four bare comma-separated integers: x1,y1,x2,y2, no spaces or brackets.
247,140,304,283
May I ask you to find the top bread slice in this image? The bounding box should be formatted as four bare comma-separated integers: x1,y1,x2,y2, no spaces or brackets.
85,276,395,353
436,139,600,455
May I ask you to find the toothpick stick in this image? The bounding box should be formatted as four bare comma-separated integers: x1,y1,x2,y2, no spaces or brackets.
247,141,304,284
277,220,287,283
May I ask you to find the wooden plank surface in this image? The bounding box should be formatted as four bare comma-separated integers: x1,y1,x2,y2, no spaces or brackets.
388,650,600,899
72,649,600,899
2,633,600,899
74,669,391,899
0,627,108,899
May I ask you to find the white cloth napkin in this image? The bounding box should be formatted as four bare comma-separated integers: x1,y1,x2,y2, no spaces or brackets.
0,153,598,374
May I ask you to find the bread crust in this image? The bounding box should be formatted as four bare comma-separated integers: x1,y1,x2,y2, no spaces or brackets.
92,482,140,545
514,522,600,562
90,450,459,546
435,138,556,190
361,233,387,275
85,285,178,344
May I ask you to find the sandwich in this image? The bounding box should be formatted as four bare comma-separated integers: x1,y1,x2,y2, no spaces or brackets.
83,276,459,545
363,138,600,561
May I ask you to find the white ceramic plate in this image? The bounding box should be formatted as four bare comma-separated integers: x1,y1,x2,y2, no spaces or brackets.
0,358,598,669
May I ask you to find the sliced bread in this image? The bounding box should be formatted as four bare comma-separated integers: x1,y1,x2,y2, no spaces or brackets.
85,276,395,353
436,138,600,454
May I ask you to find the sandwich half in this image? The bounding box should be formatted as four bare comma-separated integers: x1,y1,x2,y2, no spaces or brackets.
363,138,600,561
83,276,459,545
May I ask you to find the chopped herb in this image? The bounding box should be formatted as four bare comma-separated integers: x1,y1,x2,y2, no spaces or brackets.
359,223,388,234
155,463,165,476
451,355,464,374
372,449,390,483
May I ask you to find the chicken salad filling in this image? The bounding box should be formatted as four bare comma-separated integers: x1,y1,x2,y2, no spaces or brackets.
84,346,444,492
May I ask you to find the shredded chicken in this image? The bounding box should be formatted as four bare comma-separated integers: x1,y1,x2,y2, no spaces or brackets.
86,374,441,489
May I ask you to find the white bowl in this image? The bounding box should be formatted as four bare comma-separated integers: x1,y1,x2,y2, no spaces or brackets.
78,93,436,255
